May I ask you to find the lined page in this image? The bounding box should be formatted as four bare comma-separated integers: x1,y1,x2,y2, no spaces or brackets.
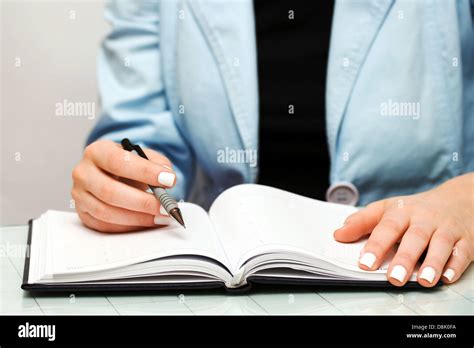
44,203,228,275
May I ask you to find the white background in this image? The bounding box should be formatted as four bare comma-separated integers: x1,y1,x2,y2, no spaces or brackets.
1,0,108,224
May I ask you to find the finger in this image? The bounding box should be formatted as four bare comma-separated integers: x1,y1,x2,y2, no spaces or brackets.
358,211,410,271
143,148,173,169
111,142,172,169
115,144,168,192
334,201,385,243
78,190,169,227
387,224,434,286
86,141,176,188
119,177,149,191
441,239,472,284
77,211,144,233
78,163,162,215
417,228,457,287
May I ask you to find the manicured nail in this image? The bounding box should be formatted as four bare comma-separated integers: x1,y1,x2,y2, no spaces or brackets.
443,268,455,282
154,216,171,225
158,172,175,187
159,206,169,216
390,265,407,282
359,252,376,268
420,266,436,283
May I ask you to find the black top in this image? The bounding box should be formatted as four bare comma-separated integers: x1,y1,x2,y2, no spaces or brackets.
254,0,334,200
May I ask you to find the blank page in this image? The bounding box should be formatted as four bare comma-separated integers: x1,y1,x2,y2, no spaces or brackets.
40,203,229,276
209,184,367,273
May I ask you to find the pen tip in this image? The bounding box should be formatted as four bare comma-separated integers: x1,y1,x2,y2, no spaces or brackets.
169,208,186,229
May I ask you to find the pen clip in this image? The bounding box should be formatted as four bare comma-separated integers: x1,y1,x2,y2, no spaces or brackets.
132,144,149,160
121,138,135,152
121,138,150,160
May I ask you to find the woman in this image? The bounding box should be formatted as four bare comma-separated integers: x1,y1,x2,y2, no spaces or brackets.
71,0,474,287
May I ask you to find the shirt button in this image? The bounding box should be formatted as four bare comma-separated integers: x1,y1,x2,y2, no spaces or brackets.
325,182,359,206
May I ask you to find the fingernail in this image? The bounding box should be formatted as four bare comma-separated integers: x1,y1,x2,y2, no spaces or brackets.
443,268,455,282
159,206,169,216
154,216,171,225
359,252,377,268
158,172,175,187
420,266,436,283
390,265,407,282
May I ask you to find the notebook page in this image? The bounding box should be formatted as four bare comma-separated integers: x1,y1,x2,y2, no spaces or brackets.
47,203,229,275
209,184,364,273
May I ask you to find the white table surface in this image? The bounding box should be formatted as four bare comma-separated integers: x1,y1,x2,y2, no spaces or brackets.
1,225,473,315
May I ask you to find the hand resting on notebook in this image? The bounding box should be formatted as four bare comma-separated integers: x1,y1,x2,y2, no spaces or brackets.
334,173,473,288
72,140,176,232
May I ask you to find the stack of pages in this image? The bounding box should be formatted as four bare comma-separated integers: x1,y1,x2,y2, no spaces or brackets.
22,184,415,292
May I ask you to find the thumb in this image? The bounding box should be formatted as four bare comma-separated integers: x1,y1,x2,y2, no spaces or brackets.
334,201,385,243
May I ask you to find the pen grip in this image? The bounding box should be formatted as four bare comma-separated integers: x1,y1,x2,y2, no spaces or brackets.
152,187,179,212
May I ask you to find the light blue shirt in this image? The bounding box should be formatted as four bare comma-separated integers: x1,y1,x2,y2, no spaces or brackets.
88,0,474,209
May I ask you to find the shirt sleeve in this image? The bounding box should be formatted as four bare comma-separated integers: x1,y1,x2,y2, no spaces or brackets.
87,0,194,200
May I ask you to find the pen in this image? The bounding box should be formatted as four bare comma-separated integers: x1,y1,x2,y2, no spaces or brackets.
121,138,186,228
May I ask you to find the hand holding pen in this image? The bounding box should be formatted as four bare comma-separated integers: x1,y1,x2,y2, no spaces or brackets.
71,139,184,232
121,138,185,228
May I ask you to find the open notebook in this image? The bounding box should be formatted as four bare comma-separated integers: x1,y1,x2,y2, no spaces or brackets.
22,184,417,292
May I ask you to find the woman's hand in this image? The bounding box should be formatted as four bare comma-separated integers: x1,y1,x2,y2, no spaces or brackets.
72,140,176,232
334,173,473,287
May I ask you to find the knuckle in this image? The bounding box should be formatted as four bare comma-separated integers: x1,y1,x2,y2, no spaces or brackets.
105,153,122,173
407,225,430,241
365,238,384,253
141,196,158,214
440,218,461,233
72,166,84,183
414,205,441,222
83,143,97,158
395,251,416,265
381,198,396,210
138,214,154,226
367,200,384,212
379,216,402,234
97,184,114,202
435,230,455,245
90,203,109,221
